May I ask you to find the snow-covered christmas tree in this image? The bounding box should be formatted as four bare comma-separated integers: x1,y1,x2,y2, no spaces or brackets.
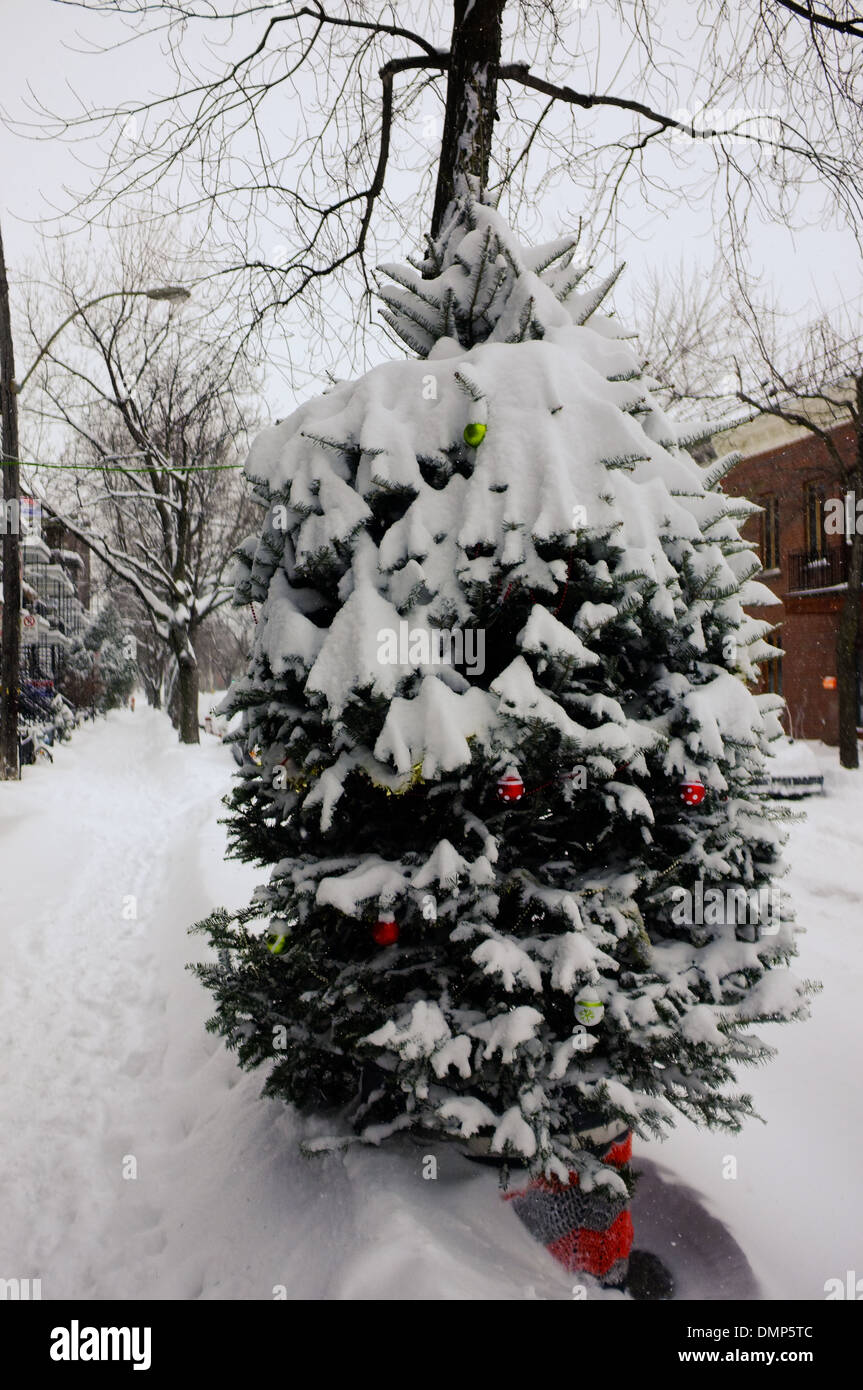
194,197,808,1194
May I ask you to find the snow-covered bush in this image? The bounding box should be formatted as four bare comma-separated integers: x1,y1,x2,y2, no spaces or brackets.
60,601,137,714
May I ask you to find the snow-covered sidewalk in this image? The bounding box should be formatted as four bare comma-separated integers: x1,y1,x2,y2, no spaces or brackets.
0,711,859,1299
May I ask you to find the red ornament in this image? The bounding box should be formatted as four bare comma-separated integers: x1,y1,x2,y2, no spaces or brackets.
680,780,706,806
372,916,399,947
497,772,525,802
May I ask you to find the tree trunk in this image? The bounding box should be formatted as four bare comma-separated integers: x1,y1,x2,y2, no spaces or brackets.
430,0,507,237
169,627,200,744
176,655,200,744
836,411,863,769
0,220,21,781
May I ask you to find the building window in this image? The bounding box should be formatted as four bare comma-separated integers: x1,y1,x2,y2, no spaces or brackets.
804,480,827,559
764,654,783,696
760,495,780,571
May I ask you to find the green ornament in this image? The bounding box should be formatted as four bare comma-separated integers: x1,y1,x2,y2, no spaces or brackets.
463,422,487,447
267,932,289,955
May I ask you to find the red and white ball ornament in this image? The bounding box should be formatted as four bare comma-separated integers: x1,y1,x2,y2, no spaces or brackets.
680,780,706,807
371,915,399,947
497,771,525,802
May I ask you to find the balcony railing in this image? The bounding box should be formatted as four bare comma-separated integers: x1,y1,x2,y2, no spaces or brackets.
787,547,848,592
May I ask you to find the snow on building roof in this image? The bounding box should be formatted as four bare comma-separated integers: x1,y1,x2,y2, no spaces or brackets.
22,535,52,561
55,549,85,569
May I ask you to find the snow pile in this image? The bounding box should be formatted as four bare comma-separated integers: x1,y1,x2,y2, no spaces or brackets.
757,736,824,797
0,715,858,1298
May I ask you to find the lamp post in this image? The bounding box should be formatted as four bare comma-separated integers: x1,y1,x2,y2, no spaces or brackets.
0,231,190,780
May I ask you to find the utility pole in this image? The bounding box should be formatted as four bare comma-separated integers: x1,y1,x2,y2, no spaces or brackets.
0,218,21,780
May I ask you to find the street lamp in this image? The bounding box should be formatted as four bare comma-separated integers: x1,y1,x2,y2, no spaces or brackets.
14,284,192,395
142,286,191,303
0,244,192,780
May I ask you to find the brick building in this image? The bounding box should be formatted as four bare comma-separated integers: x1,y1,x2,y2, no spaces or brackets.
717,408,858,745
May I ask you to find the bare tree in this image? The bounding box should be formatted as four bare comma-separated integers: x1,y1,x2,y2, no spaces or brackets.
629,263,738,420
16,1,863,377
105,577,174,710
22,241,259,742
194,610,254,694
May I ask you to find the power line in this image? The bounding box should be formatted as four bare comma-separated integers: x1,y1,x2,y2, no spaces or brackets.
5,458,245,472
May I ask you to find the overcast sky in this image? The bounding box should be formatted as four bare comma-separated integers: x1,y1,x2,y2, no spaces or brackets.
2,0,861,423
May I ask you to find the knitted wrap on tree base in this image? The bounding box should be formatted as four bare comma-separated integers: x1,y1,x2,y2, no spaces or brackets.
505,1128,634,1286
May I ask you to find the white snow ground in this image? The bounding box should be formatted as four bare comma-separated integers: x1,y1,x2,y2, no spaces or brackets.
1,706,860,1301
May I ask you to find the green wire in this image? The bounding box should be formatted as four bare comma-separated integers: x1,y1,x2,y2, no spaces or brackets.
5,459,245,472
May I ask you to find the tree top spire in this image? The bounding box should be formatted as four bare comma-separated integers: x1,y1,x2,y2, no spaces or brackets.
377,194,623,357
